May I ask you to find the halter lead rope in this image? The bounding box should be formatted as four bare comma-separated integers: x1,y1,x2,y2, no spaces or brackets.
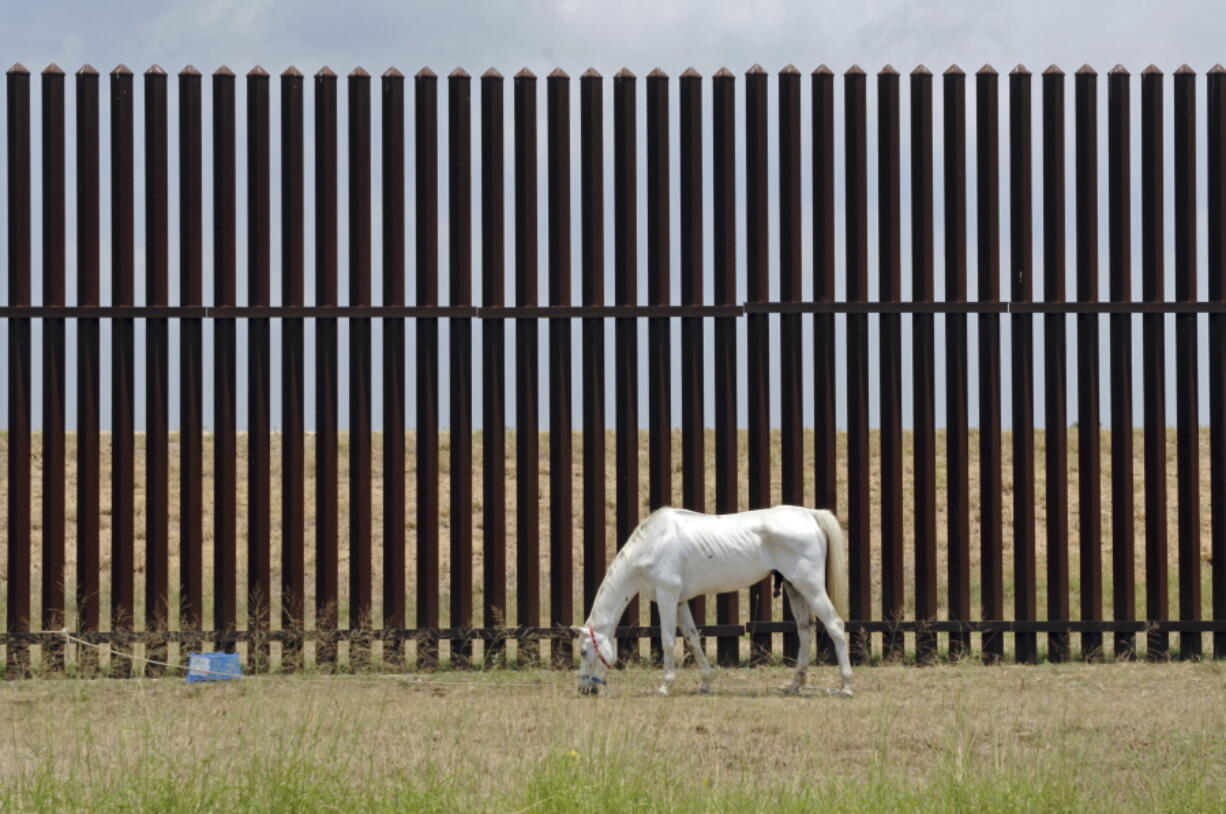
588,624,614,671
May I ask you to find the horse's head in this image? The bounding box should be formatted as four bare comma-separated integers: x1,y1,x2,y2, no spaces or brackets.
573,624,616,695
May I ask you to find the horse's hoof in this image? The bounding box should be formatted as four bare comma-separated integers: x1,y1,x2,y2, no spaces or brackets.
658,686,669,697
832,687,854,699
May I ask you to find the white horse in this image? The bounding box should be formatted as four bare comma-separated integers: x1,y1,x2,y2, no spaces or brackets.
573,505,853,698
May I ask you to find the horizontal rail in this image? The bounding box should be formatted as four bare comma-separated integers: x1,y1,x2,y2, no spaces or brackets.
3,301,1224,319
6,619,1226,646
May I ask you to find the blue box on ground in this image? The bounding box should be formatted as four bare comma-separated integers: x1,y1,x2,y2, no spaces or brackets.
186,652,242,683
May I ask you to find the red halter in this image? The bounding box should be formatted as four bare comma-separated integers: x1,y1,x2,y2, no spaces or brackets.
588,624,614,671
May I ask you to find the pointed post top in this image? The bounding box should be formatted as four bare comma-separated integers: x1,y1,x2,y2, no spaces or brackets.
780,63,800,75
8,62,29,75
415,66,437,79
282,66,303,78
1142,63,1163,75
515,67,536,80
714,67,735,79
1010,63,1030,76
383,66,404,79
482,67,503,79
879,63,898,75
1175,64,1195,75
911,64,931,76
180,64,201,76
746,63,767,75
77,64,99,76
1209,64,1226,75
213,65,235,77
812,64,833,76
448,66,469,79
845,64,865,76
1043,64,1064,76
249,65,270,78
1109,64,1130,75
349,66,370,78
548,67,569,79
145,64,167,76
315,66,336,78
614,67,635,79
944,64,964,76
681,66,701,79
647,67,668,79
977,64,997,76
43,62,65,75
581,67,602,79
1076,64,1097,76
112,63,133,76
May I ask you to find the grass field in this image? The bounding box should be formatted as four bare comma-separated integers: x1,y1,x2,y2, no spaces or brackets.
0,428,1217,657
1,661,1224,812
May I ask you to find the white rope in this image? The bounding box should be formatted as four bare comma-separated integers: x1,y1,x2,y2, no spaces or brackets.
59,629,242,680
56,629,553,688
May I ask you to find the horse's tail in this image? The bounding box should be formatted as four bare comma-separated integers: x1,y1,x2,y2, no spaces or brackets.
813,509,848,618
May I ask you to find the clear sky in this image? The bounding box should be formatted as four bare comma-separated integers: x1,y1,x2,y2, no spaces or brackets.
2,0,1224,432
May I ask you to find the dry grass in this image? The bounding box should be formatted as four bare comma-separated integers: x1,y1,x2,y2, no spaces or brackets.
1,660,1223,811
0,428,1217,647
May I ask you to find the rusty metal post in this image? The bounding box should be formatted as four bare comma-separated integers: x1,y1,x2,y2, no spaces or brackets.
41,63,67,671
6,63,32,678
280,67,307,668
481,68,508,665
1140,65,1168,660
646,68,670,664
911,65,938,664
976,65,1004,663
112,64,137,675
179,66,204,659
248,66,272,672
514,68,541,666
943,65,971,660
1074,65,1103,661
144,64,171,675
878,65,904,661
213,66,237,658
1042,65,1070,663
1010,65,1037,665
778,65,802,664
415,67,441,668
313,67,339,666
1108,65,1136,659
1173,66,1201,661
680,67,706,654
613,67,640,663
747,64,773,663
382,67,407,667
547,68,574,668
812,65,836,665
76,64,102,671
714,67,739,666
349,67,373,666
580,68,607,627
448,68,475,668
844,65,871,664
1210,65,1226,661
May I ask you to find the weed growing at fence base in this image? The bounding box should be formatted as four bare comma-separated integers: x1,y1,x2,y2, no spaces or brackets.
1,661,1223,813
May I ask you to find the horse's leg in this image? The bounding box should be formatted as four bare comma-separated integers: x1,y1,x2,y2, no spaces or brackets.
655,593,680,697
780,582,813,695
677,601,714,694
807,587,854,697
